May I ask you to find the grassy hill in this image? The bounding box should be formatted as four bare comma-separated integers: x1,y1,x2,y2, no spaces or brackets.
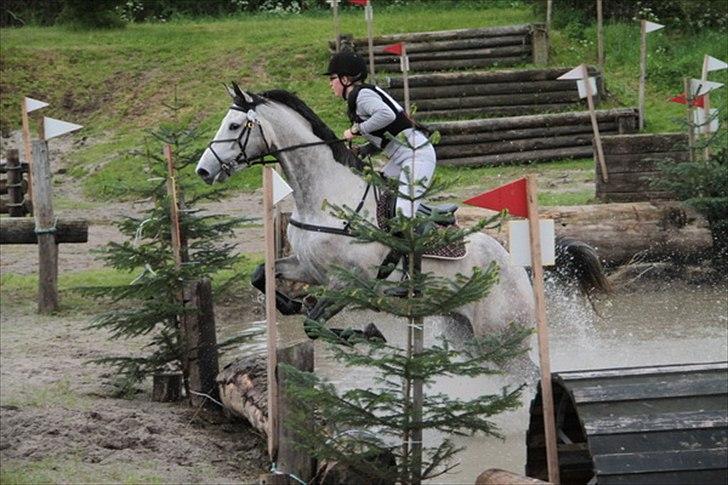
0,2,725,204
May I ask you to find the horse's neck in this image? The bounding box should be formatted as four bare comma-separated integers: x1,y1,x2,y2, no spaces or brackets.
263,104,370,222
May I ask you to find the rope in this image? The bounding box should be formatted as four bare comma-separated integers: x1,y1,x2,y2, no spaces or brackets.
188,390,224,408
270,462,307,485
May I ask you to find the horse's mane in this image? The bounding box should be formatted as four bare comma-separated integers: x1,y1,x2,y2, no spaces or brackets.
244,89,363,170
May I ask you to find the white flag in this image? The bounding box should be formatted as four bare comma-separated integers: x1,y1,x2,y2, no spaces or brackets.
644,20,665,33
272,169,293,205
43,117,83,140
25,97,49,113
509,219,556,267
577,77,598,98
707,55,728,72
690,78,724,96
693,108,720,134
557,65,586,80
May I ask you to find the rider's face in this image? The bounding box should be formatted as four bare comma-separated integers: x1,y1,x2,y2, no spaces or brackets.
329,74,350,98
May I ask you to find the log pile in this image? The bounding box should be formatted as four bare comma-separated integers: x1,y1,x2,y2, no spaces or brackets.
0,149,31,216
385,67,604,120
456,202,711,266
428,108,639,167
596,133,689,202
337,24,547,73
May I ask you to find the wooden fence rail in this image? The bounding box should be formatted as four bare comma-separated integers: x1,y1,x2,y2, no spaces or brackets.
0,149,31,216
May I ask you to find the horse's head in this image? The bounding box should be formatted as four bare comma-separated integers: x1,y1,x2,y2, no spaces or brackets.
196,82,270,184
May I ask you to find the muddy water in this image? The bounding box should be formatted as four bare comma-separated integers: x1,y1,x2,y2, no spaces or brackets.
223,280,727,483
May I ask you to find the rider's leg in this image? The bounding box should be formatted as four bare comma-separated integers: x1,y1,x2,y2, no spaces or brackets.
394,144,436,217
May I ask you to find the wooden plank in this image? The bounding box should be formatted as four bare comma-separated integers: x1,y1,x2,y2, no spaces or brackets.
476,469,550,484
558,362,728,381
589,428,728,455
594,448,728,475
582,410,728,435
569,374,728,404
352,24,533,45
389,80,589,98
417,103,579,120
439,145,594,167
372,44,531,62
602,151,690,174
439,123,614,145
595,171,662,193
599,469,728,485
386,66,601,88
437,133,597,158
597,191,673,203
374,56,528,73
413,90,581,111
363,35,526,55
601,134,688,154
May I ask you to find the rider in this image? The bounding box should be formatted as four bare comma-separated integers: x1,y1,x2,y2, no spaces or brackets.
325,50,436,218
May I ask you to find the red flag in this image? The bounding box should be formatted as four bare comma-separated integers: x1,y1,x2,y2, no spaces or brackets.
349,0,368,5
382,42,404,56
669,93,705,107
463,178,528,218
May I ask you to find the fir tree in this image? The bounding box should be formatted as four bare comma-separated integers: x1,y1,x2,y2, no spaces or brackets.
283,137,532,483
82,98,250,395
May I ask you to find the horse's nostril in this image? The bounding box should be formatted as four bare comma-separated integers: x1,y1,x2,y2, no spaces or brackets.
197,168,209,178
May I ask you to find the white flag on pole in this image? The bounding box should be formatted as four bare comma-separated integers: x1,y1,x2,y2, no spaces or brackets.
707,55,728,72
272,169,293,205
693,108,720,134
557,65,586,80
644,20,665,33
25,97,49,113
577,77,598,99
43,117,83,140
508,219,556,267
690,78,725,96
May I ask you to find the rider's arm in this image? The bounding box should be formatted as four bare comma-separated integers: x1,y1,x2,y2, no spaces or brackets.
355,89,395,135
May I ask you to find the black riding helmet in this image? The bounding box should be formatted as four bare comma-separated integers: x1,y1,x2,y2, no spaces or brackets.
325,51,367,98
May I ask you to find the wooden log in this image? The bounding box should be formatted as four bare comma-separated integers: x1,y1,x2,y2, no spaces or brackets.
30,140,58,314
371,44,531,62
0,161,29,174
416,103,581,120
0,218,89,244
389,80,593,99
353,24,533,45
413,91,582,111
439,145,595,167
385,66,602,88
0,178,28,196
182,278,220,409
595,170,665,194
5,149,28,217
437,123,616,146
457,202,712,266
476,468,550,484
532,24,549,65
152,372,183,402
601,133,688,155
429,108,638,134
436,133,598,158
362,35,526,55
374,55,528,72
600,151,690,174
0,197,7,214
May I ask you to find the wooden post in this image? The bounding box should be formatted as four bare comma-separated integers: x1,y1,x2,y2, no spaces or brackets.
476,468,550,485
638,19,647,130
365,1,376,83
401,44,411,115
546,0,552,35
685,77,696,163
526,175,560,485
411,257,424,485
263,166,279,462
164,145,183,269
331,0,341,52
30,138,58,313
531,25,549,66
183,279,220,408
276,341,316,481
701,55,712,160
596,0,604,73
20,98,34,203
583,64,608,182
5,149,27,217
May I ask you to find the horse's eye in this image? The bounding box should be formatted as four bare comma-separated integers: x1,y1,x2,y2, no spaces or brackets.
229,123,241,131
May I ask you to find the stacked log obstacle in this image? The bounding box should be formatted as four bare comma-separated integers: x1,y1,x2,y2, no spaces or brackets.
457,202,712,266
596,133,689,202
429,108,639,167
337,24,548,73
0,149,31,216
385,66,604,120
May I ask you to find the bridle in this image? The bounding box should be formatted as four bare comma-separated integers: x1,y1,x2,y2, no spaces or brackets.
206,104,346,177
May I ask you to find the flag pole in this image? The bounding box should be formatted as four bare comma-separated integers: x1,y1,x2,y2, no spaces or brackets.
401,43,410,115
701,55,712,160
638,19,647,130
526,174,560,485
583,64,608,182
263,166,279,462
596,0,604,73
20,98,35,202
684,77,696,163
331,0,341,52
365,1,375,84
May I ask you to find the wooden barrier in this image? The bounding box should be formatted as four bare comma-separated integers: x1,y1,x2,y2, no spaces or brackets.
596,133,689,202
428,108,639,167
385,67,604,120
0,218,88,244
0,149,31,216
337,23,548,73
476,468,550,484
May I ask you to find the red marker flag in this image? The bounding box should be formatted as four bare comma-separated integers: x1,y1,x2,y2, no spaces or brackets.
669,93,705,108
383,42,404,56
463,177,528,218
349,0,368,5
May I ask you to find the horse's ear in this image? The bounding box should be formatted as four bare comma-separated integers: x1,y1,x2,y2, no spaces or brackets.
230,81,254,104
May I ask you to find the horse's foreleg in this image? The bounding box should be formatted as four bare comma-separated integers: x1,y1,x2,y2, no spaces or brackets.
250,255,315,315
303,286,385,343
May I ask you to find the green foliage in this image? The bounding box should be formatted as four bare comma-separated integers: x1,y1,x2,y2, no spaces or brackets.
285,164,531,481
57,0,125,29
80,99,250,395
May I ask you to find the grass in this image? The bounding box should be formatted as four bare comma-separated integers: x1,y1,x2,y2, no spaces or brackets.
0,458,166,485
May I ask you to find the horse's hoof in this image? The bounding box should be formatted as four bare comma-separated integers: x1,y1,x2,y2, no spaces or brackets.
363,323,386,343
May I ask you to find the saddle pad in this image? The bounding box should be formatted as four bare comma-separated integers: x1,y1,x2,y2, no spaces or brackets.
376,190,467,260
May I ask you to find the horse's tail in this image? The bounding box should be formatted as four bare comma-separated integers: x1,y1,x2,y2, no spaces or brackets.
554,236,612,295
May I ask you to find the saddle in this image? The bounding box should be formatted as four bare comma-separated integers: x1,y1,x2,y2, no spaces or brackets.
375,190,467,261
